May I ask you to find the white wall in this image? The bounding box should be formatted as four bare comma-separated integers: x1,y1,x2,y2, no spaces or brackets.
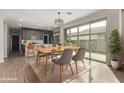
7,26,11,55
3,20,8,58
60,9,122,65
121,10,124,64
0,16,4,63
0,16,9,63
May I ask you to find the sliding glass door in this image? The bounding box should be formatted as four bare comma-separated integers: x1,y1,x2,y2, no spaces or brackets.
65,27,78,46
90,20,106,62
79,24,90,58
70,27,78,46
64,19,106,62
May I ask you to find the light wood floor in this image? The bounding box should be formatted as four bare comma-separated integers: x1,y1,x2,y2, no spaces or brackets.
0,52,120,83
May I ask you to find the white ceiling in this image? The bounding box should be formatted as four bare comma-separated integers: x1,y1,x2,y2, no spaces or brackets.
0,9,102,30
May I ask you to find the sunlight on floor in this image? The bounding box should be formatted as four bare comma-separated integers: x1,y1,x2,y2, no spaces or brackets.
85,52,106,62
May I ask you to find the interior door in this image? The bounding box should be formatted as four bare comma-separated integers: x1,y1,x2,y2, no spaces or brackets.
12,35,19,52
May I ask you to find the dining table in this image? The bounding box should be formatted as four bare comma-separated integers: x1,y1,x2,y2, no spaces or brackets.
34,46,80,76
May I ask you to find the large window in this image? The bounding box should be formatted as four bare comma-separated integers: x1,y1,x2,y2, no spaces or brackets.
65,27,78,46
64,19,106,62
79,24,90,58
90,20,106,62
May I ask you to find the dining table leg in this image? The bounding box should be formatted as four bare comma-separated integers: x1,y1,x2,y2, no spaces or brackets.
45,55,48,76
36,57,39,64
35,51,39,64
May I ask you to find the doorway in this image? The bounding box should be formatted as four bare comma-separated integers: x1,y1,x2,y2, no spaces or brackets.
43,34,49,44
12,35,19,52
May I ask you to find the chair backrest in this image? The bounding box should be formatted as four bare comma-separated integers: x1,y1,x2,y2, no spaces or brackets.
27,42,34,49
60,48,73,65
75,48,86,60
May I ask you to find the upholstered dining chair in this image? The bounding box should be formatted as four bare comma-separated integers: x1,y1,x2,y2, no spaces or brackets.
51,52,62,59
72,48,86,74
51,45,62,59
52,49,74,82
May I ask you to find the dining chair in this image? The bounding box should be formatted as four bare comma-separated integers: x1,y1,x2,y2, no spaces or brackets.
51,45,62,59
72,48,86,74
26,42,35,58
36,45,47,64
51,52,62,59
52,49,74,82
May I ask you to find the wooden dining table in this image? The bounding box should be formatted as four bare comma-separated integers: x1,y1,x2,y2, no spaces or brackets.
34,46,79,76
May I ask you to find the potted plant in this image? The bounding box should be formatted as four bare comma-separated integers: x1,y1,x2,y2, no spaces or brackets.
70,40,76,46
108,29,121,69
64,40,70,46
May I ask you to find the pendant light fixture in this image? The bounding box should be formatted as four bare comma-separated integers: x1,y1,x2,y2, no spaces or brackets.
54,12,64,26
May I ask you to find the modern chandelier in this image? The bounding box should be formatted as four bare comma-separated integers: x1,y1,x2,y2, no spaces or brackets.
54,12,64,26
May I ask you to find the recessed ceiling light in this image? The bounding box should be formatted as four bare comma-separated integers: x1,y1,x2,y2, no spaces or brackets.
66,12,72,15
19,18,23,22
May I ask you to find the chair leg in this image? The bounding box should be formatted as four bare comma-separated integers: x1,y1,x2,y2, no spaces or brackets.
82,60,86,69
27,49,29,58
69,64,74,75
51,55,53,60
35,56,39,64
33,49,35,57
52,63,55,74
38,57,41,64
62,66,63,71
60,65,62,82
66,64,68,70
74,61,78,74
